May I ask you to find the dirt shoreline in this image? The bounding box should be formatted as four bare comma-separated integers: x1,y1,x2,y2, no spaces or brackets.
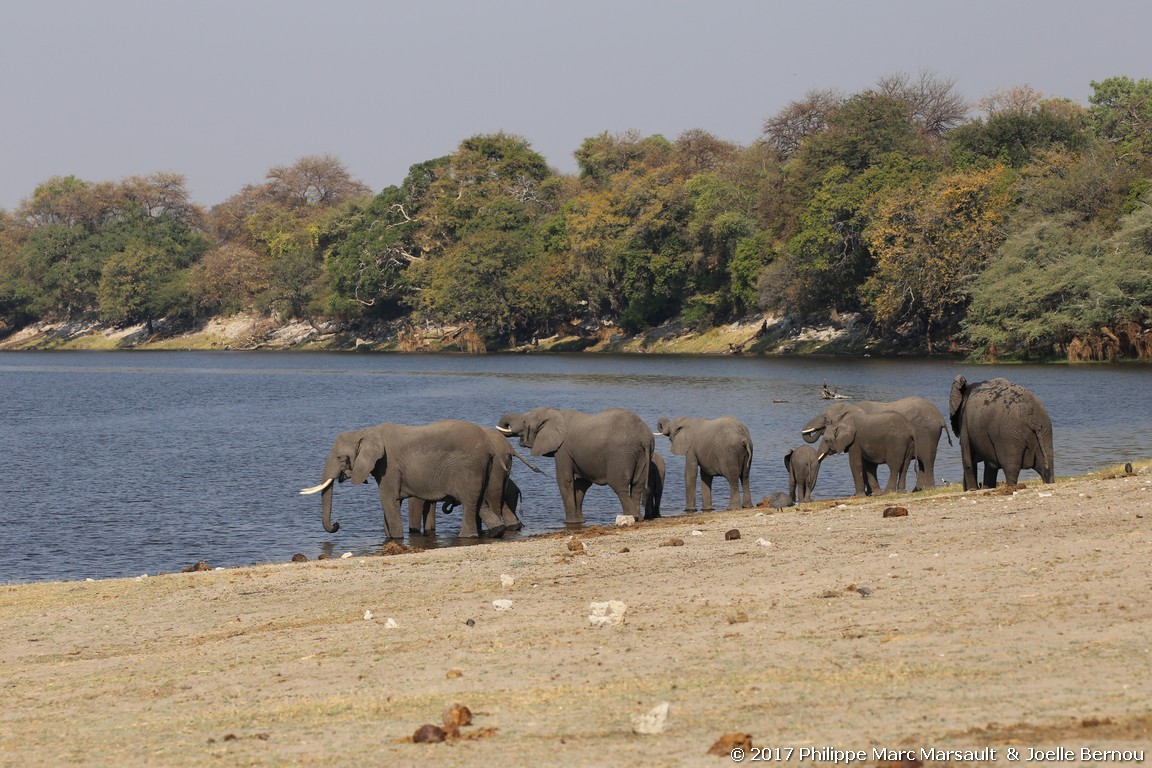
2,469,1150,767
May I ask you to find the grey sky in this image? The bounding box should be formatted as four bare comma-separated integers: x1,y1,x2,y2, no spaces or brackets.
2,0,1147,211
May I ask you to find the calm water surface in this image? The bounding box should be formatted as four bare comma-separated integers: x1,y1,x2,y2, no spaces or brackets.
2,351,1150,583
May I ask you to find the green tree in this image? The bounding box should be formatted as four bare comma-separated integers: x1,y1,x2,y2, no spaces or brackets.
1089,76,1152,158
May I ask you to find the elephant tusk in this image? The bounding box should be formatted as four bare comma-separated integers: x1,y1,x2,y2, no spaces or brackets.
801,427,818,435
496,426,515,435
299,478,334,495
817,451,828,462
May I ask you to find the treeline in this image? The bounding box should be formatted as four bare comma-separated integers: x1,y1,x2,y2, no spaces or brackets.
1,73,1150,360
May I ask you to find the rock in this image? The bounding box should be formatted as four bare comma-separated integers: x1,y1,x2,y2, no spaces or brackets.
384,618,399,629
588,600,627,627
412,724,445,743
755,538,773,547
567,538,586,553
464,618,476,627
631,701,670,735
492,599,514,612
290,553,308,562
442,703,473,727
883,506,909,518
709,732,753,755
856,586,873,598
181,561,211,573
614,514,636,527
363,610,373,621
660,538,685,547
446,668,464,679
500,574,515,587
340,552,353,559
768,492,794,510
725,529,741,540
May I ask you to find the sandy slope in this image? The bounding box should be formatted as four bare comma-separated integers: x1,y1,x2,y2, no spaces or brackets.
1,471,1149,767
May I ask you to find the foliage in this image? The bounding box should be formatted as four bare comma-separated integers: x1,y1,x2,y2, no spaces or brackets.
863,166,1014,348
1,75,1151,360
963,199,1152,360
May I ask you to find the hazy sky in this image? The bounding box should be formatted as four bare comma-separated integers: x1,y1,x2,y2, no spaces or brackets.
3,0,1148,211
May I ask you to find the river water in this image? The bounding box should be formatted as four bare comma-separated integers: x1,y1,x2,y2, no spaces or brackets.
2,351,1149,583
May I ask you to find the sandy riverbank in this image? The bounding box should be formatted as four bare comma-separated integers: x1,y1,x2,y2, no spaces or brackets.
2,468,1149,767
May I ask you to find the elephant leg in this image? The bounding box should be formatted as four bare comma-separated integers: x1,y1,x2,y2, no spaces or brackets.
960,442,979,491
501,480,523,531
982,462,1000,489
848,450,867,496
701,472,715,511
915,428,939,490
740,467,752,509
377,480,406,539
724,473,741,510
406,498,429,534
554,456,583,524
1001,463,1022,486
683,453,700,512
788,473,798,504
573,478,592,523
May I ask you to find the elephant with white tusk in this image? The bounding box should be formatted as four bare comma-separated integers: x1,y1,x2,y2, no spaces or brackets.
302,420,512,539
801,397,949,491
816,411,916,496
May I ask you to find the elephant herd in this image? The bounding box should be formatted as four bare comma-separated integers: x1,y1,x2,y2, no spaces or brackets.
301,375,1055,540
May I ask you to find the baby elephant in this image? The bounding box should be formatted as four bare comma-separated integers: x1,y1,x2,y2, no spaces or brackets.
656,415,753,511
784,445,821,504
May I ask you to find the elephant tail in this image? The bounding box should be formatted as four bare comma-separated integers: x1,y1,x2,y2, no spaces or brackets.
512,449,548,475
943,424,954,447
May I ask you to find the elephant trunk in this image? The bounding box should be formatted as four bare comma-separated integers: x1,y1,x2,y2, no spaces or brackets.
321,482,339,533
800,426,822,444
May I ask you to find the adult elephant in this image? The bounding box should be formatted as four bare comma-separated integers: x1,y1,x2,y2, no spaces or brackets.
784,445,821,504
300,420,506,539
949,375,1054,490
497,407,654,524
655,415,753,511
816,411,915,496
801,397,950,490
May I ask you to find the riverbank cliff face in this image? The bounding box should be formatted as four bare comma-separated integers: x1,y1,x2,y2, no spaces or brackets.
0,311,956,356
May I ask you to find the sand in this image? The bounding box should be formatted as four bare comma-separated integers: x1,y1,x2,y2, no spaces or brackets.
2,469,1149,767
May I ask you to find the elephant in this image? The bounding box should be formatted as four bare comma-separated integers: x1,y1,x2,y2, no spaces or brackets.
801,397,950,490
413,475,524,535
949,375,1054,490
784,445,821,504
300,420,508,539
497,407,655,524
816,410,916,496
655,415,753,511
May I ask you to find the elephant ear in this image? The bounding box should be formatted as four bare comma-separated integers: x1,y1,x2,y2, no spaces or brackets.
350,430,386,484
530,409,567,456
668,422,691,456
830,419,855,452
949,375,968,436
